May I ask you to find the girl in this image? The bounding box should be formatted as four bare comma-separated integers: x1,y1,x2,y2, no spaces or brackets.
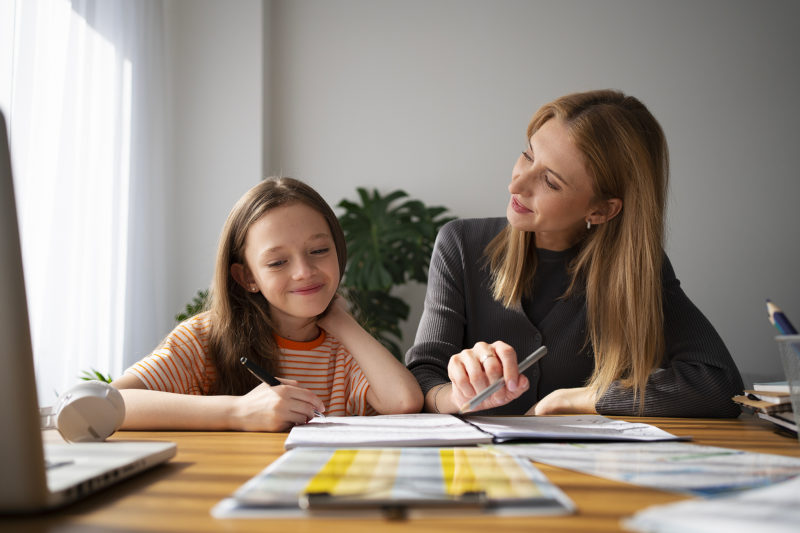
406,89,743,417
113,177,423,431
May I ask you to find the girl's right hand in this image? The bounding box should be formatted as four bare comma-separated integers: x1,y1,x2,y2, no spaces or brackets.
447,341,529,412
232,379,325,432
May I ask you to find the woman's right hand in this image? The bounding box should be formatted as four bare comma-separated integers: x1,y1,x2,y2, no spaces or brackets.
232,379,325,432
446,341,529,412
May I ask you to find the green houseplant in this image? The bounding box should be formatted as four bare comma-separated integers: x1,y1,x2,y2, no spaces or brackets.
79,368,113,383
175,289,209,322
337,188,453,359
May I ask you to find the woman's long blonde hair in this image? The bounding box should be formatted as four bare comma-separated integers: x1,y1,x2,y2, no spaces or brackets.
486,90,669,411
207,177,347,395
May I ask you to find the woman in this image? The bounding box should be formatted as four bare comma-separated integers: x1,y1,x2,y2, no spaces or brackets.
406,89,743,417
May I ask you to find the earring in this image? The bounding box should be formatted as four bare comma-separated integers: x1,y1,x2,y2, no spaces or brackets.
250,285,258,292
586,219,591,230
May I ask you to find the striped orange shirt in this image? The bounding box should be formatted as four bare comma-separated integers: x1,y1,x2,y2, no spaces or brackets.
125,312,375,416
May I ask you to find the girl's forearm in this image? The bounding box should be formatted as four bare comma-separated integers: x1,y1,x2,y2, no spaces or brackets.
117,389,239,430
323,312,423,413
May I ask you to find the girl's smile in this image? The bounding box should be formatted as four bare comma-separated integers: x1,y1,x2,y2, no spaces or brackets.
290,283,325,295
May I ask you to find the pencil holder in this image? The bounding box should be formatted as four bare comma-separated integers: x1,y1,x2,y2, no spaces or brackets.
776,334,800,444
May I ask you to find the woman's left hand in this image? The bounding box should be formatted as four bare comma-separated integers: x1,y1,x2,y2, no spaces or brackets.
527,386,598,415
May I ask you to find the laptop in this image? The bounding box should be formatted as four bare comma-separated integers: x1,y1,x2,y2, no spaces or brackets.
0,110,176,513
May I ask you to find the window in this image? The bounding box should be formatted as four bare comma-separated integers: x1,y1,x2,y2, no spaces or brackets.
1,0,169,404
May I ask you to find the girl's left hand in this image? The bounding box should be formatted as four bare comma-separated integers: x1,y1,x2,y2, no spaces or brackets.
316,295,352,333
527,386,598,415
315,294,424,415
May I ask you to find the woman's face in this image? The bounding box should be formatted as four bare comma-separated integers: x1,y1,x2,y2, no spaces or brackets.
506,118,598,251
236,202,340,332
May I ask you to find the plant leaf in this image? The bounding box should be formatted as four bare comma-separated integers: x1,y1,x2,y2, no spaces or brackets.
79,368,113,383
337,188,452,359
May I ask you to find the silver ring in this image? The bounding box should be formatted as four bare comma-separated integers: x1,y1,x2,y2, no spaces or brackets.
479,352,496,364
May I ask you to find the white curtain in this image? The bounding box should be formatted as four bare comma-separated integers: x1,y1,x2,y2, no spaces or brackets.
0,0,170,404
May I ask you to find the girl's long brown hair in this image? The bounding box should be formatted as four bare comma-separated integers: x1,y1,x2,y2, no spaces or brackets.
486,90,669,411
207,177,347,395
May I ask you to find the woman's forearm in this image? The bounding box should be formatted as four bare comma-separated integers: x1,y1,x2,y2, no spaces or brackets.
424,383,458,413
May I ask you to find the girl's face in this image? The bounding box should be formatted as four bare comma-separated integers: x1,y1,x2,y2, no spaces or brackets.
506,118,598,251
236,202,340,333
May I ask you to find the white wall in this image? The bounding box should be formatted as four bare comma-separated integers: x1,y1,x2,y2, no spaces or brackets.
160,0,799,388
263,0,800,387
161,0,263,355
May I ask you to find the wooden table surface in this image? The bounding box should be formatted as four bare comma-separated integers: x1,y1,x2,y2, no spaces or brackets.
4,415,799,532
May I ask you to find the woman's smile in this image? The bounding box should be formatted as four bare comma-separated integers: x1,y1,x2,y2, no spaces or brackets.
510,195,532,214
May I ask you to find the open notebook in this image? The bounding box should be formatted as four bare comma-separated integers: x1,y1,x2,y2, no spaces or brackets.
283,413,682,450
0,111,176,513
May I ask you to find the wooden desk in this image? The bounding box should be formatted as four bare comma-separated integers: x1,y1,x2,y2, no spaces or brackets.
4,416,799,532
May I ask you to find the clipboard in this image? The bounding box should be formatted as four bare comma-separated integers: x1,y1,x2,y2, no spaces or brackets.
214,447,575,519
300,489,488,520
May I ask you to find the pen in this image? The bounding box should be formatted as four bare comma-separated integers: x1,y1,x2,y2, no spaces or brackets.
766,300,798,335
458,345,548,414
240,356,325,418
240,356,281,385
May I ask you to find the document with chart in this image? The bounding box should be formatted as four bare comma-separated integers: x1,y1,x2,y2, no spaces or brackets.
494,441,800,496
211,447,575,518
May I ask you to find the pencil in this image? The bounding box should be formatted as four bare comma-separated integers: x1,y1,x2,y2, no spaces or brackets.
766,300,798,335
458,345,548,414
240,356,325,418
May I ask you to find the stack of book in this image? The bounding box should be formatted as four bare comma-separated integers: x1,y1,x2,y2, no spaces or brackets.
734,381,796,435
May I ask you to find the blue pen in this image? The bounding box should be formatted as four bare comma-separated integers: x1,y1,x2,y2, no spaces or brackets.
766,300,798,335
240,356,325,418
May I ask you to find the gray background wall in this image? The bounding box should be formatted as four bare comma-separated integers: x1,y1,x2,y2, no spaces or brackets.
163,0,800,389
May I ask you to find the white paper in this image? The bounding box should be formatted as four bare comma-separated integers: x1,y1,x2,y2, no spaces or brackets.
466,415,682,442
623,475,800,533
284,413,491,449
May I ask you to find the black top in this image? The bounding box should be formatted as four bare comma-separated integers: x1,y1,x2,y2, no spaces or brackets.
406,218,744,417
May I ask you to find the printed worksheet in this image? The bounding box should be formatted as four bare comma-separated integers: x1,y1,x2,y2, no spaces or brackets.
284,414,493,449
467,415,682,442
623,475,800,533
494,441,800,496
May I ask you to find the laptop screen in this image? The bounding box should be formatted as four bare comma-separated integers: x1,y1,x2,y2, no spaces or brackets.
0,110,54,508
0,111,176,514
